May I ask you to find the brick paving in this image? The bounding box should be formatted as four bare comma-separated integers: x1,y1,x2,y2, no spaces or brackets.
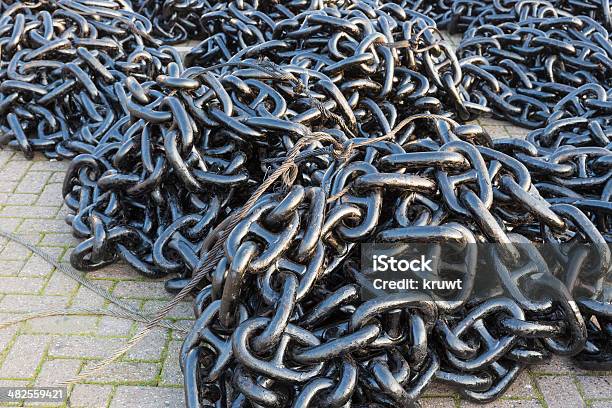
0,37,609,408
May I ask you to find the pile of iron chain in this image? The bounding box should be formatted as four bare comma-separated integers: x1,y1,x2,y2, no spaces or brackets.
63,1,489,287
0,0,183,159
175,1,612,407
130,0,209,44
181,124,611,407
130,0,351,45
410,0,612,31
0,0,610,407
457,1,612,129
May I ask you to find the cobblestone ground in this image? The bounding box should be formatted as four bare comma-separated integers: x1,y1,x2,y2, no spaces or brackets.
0,39,610,408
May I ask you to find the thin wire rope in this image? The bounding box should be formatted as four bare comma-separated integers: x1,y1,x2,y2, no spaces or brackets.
0,229,190,333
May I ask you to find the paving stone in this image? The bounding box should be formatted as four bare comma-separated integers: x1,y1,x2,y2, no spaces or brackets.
18,219,69,234
486,126,511,139
43,270,78,295
0,335,49,379
29,161,67,172
34,359,81,386
0,181,18,194
143,300,193,319
97,316,133,337
504,372,535,399
0,218,23,233
0,379,29,387
0,324,19,354
461,399,542,407
0,294,68,313
505,126,530,139
87,263,137,279
70,283,113,309
477,117,515,127
160,341,182,386
591,401,612,408
107,300,144,316
24,397,65,407
0,151,14,169
113,281,172,300
15,172,51,194
107,301,142,315
19,252,60,277
424,380,458,397
0,260,24,277
125,329,167,361
0,277,44,294
536,376,585,408
69,384,112,408
0,241,33,260
530,356,589,375
82,361,159,383
5,194,37,206
49,336,126,359
39,233,79,247
9,153,30,161
171,330,186,341
0,206,58,219
9,232,41,244
420,398,456,407
49,172,66,183
37,184,63,205
1,161,30,182
26,316,98,335
110,386,184,408
577,376,612,399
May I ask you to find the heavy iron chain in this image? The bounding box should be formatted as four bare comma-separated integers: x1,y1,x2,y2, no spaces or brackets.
457,1,612,129
130,0,351,44
130,0,210,44
175,1,611,406
0,0,610,407
61,3,489,286
180,124,611,406
0,0,182,159
409,0,612,32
